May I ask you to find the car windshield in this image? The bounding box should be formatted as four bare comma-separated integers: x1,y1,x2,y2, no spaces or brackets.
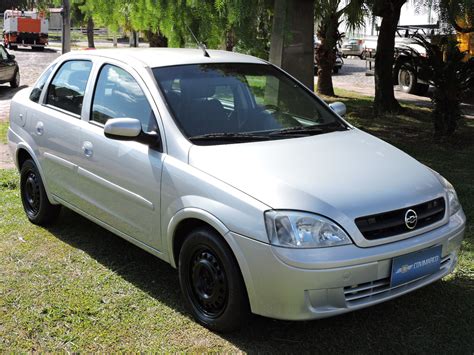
153,63,347,144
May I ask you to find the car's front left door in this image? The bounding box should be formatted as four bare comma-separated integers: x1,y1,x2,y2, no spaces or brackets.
76,63,164,251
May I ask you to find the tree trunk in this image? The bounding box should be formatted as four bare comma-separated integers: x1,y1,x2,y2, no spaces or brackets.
61,0,71,54
225,29,235,51
146,30,168,47
269,0,314,90
130,31,139,47
316,15,338,96
373,0,405,115
86,17,94,48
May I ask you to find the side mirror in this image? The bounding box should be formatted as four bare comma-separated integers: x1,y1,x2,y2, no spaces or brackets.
104,118,161,149
328,101,346,117
9,54,15,60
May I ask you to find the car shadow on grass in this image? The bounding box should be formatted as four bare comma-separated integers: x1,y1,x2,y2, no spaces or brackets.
47,208,473,353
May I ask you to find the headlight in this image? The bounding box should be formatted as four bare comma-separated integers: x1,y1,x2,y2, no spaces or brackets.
433,171,462,216
264,210,352,248
442,178,461,216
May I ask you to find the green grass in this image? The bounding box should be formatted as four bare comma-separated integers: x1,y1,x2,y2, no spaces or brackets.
0,120,8,144
0,91,473,352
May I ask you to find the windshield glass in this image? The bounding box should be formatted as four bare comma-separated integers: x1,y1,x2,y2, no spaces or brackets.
153,63,347,144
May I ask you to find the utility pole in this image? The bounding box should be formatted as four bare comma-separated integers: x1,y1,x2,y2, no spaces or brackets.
61,0,71,54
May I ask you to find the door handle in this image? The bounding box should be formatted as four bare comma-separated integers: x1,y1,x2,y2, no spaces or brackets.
82,141,93,158
35,121,44,135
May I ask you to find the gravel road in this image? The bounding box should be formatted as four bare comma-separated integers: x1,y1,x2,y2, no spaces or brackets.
0,47,60,168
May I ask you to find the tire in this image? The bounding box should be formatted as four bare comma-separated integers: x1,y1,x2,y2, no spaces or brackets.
20,159,61,225
10,70,19,88
333,67,339,74
397,64,418,94
359,51,366,60
178,227,250,332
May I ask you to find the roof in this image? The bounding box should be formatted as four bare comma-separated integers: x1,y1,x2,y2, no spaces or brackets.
69,48,267,68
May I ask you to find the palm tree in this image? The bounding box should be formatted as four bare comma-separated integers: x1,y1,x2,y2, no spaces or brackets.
409,34,474,138
315,0,367,96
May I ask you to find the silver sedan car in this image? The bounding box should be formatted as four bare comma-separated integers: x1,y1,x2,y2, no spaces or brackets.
8,48,466,332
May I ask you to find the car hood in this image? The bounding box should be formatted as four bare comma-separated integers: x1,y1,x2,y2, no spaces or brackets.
188,129,444,223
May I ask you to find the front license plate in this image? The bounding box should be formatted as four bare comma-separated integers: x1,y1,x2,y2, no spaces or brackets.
391,245,442,287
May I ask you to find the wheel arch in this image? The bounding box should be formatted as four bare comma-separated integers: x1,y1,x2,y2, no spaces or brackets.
15,144,57,205
167,208,257,312
167,208,230,269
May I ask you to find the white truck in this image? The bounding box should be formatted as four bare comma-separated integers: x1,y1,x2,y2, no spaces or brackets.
3,9,48,50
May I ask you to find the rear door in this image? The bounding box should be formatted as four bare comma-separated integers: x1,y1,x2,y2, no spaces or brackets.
36,59,93,205
75,62,164,250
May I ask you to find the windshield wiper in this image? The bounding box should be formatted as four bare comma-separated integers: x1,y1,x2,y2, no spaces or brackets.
269,123,348,136
189,132,271,142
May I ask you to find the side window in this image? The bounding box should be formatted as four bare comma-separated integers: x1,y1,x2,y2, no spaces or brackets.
46,60,92,116
212,85,235,112
91,64,157,132
30,63,56,103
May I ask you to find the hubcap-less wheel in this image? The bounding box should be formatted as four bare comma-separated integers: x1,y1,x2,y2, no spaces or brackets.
179,228,250,332
20,159,61,225
24,171,41,216
190,249,228,318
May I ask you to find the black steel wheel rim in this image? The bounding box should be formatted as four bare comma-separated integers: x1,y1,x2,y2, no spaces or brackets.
23,170,40,216
189,248,228,318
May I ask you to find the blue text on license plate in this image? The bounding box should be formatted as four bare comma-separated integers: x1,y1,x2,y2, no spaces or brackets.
391,245,442,287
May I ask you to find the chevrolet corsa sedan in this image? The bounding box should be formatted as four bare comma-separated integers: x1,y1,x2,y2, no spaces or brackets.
8,49,466,332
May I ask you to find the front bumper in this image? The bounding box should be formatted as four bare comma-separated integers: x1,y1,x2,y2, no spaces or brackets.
226,209,466,320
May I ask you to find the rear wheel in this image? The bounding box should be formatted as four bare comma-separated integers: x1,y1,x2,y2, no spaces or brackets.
398,63,430,95
179,227,250,332
20,159,61,225
398,63,419,94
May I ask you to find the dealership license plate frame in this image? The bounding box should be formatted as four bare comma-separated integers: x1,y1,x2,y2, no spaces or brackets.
391,245,442,288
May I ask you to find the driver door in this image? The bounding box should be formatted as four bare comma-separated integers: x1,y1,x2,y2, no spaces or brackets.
75,63,164,251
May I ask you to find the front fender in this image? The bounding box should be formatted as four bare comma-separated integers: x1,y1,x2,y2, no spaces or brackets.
166,207,229,268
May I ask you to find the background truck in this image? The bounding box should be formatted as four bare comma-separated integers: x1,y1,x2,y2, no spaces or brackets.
3,9,48,51
366,24,474,95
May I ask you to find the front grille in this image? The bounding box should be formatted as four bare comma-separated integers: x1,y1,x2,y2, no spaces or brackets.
355,197,445,240
344,255,451,306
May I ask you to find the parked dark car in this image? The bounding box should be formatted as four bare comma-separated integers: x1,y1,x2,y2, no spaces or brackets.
0,44,20,88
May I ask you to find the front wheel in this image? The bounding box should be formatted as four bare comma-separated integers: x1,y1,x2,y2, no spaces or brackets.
20,159,61,225
10,70,19,88
179,227,250,332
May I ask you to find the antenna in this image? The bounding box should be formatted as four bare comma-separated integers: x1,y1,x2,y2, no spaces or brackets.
186,24,210,58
